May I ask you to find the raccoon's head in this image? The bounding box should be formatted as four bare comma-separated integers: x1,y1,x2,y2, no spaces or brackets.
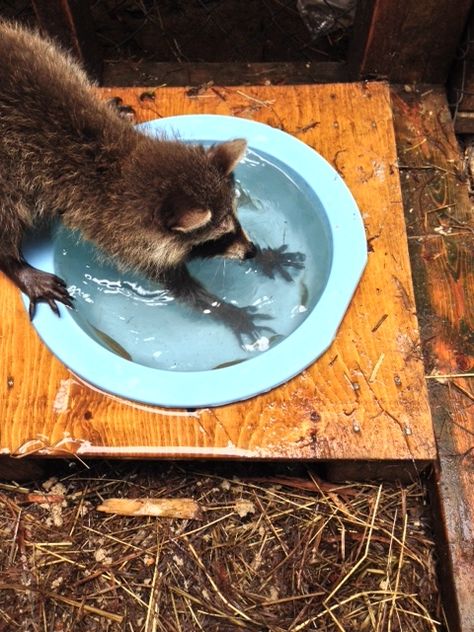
161,139,257,261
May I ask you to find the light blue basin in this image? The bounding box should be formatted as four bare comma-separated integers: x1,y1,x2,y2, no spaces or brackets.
22,115,367,407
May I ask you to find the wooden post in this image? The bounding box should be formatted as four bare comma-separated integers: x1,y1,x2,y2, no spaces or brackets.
349,0,473,83
391,84,474,632
449,5,474,133
31,0,102,80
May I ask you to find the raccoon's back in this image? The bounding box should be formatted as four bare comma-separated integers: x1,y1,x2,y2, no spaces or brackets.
0,21,133,204
0,22,101,139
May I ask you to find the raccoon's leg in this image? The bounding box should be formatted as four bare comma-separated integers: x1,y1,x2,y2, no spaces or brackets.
0,253,73,320
0,255,73,319
160,265,274,345
0,208,73,319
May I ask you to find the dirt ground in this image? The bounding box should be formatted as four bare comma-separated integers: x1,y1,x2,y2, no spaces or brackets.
0,461,445,631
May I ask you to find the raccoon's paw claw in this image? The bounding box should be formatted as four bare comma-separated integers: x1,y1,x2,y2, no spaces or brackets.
22,271,73,321
254,245,306,281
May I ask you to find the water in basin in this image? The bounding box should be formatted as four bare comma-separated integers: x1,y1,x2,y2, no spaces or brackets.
53,148,333,371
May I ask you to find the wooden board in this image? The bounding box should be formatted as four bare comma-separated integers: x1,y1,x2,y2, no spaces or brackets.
102,60,348,87
349,0,473,83
391,85,474,631
0,83,436,465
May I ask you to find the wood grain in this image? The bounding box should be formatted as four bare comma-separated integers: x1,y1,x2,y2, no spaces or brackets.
0,83,435,464
392,85,474,631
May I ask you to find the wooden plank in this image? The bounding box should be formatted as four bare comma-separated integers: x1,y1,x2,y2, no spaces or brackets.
391,84,474,632
349,0,473,83
453,111,474,134
31,0,102,79
0,83,435,467
449,4,474,130
0,456,45,481
102,60,348,87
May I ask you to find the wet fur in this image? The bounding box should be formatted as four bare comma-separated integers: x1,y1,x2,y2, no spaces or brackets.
0,21,255,321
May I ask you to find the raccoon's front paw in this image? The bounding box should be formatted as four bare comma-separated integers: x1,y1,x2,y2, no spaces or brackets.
19,268,74,320
254,245,306,281
216,303,275,347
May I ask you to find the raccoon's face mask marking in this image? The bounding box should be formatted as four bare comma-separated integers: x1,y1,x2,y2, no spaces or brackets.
190,224,257,261
163,138,256,260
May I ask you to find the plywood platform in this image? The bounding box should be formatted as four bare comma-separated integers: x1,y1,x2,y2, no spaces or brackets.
0,83,436,465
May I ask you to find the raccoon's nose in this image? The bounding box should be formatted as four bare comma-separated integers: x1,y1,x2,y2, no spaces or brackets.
243,242,258,259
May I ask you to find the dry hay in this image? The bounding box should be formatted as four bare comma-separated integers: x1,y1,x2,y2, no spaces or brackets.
0,462,444,631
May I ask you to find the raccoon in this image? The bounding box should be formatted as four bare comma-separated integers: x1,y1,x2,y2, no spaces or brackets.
0,21,271,343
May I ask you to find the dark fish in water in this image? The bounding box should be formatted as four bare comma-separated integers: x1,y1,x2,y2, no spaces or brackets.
88,322,133,361
212,358,246,370
269,334,285,347
299,279,309,309
213,335,285,368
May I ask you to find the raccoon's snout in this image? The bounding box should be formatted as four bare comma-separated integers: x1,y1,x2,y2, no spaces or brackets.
243,242,257,259
189,226,256,261
224,234,257,260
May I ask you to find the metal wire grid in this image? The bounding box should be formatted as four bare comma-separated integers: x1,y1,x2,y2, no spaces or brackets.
0,0,349,63
89,0,349,63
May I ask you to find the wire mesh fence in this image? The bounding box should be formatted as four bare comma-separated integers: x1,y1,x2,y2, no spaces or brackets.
0,0,350,64
91,0,349,63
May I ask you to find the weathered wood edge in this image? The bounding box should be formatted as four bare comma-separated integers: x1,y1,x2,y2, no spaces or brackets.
0,454,433,484
391,83,474,632
452,112,474,135
102,60,348,87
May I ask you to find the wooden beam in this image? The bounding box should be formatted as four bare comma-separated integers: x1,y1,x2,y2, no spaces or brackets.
453,111,474,134
449,6,474,133
391,84,474,632
0,456,46,482
102,60,348,87
31,0,101,79
349,0,473,83
323,460,432,483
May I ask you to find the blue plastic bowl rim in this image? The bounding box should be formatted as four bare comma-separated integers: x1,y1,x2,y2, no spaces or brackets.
24,114,367,408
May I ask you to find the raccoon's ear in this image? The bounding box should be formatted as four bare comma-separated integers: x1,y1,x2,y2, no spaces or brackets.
169,207,212,233
208,139,247,176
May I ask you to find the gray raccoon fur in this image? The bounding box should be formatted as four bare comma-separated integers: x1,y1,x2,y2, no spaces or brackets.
0,20,256,326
